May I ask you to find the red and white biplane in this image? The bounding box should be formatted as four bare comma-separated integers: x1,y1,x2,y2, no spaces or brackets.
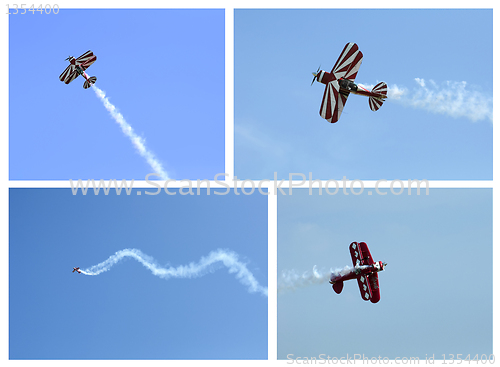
312,43,387,123
59,50,97,89
330,242,386,303
72,267,81,274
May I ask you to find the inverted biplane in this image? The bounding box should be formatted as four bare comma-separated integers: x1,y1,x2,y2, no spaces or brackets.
72,267,81,274
59,50,97,89
312,43,387,123
330,242,386,303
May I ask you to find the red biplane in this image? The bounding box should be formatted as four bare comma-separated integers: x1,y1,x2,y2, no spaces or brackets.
72,267,81,274
329,242,386,303
312,43,387,123
59,50,97,89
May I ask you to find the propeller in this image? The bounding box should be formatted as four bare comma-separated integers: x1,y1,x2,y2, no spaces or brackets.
311,65,321,86
65,56,72,61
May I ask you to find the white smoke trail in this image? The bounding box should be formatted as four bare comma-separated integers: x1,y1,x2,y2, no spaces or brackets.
92,85,169,179
278,265,353,293
80,248,267,297
360,78,492,123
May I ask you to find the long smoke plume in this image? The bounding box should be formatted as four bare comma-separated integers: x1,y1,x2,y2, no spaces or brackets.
278,265,353,293
92,85,169,179
361,78,492,123
80,248,268,297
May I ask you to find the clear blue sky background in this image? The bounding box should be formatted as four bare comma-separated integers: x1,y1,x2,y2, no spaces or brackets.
235,9,492,180
9,189,267,359
9,9,224,180
278,188,492,359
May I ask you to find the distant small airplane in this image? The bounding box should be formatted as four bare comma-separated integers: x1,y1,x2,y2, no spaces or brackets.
312,42,387,123
72,267,81,274
59,50,97,89
330,242,386,303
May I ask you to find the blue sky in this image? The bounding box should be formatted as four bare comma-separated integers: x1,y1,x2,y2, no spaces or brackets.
235,9,492,180
9,189,268,359
278,188,492,359
9,9,224,180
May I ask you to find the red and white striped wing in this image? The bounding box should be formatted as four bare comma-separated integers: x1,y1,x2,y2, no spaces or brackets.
76,50,97,71
319,81,348,123
59,64,79,84
330,43,363,81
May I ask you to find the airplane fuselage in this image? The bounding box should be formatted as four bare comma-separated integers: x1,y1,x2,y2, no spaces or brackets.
329,261,385,284
315,70,386,101
75,65,91,82
67,57,91,82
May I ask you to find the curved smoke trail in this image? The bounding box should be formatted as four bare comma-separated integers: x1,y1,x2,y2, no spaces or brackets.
80,248,268,297
92,85,169,179
278,265,353,293
360,78,492,123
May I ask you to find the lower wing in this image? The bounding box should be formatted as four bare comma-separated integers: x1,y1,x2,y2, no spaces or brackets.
76,50,97,71
59,65,75,82
59,65,79,84
367,273,380,303
319,80,349,123
356,273,380,303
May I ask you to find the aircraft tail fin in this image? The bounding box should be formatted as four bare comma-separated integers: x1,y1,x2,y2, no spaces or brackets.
83,76,97,89
369,82,387,111
332,281,344,294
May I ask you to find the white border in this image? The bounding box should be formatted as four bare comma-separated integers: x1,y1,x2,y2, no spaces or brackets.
2,2,497,365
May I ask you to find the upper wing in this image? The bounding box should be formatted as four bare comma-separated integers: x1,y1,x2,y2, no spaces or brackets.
330,42,363,81
59,64,75,82
64,71,79,84
350,241,374,266
358,242,374,265
76,50,97,71
59,65,79,84
319,80,348,123
349,242,361,266
349,242,373,265
356,273,380,303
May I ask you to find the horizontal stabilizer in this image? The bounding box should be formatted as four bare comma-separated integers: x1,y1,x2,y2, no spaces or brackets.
83,76,97,89
332,281,344,294
369,82,387,111
369,96,384,111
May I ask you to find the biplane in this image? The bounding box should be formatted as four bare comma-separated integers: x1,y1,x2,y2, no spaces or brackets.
329,242,386,303
312,43,387,123
59,50,97,89
72,267,81,274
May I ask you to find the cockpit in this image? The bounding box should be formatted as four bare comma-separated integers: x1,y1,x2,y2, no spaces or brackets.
339,79,358,92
